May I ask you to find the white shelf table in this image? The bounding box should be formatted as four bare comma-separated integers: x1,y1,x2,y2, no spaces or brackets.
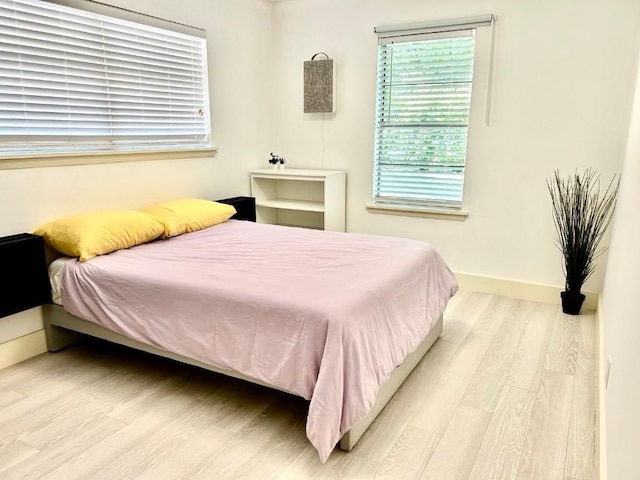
250,168,346,231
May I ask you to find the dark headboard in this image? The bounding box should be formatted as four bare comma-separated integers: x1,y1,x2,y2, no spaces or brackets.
0,233,51,318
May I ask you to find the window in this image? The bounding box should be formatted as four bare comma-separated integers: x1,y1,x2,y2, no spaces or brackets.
0,0,210,156
372,27,478,210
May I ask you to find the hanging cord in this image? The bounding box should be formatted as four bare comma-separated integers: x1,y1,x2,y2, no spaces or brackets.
485,15,497,126
320,113,325,168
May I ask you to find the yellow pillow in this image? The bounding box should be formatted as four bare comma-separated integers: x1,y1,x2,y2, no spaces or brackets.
34,211,165,262
142,199,236,238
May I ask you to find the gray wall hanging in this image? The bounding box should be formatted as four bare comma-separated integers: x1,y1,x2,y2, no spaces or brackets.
303,52,335,113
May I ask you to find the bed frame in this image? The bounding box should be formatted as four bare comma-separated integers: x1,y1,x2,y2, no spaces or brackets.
43,303,442,451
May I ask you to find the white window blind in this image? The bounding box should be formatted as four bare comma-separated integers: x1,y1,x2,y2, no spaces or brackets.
373,30,476,209
0,0,210,155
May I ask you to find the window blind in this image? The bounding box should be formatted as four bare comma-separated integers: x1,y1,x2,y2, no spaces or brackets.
0,0,210,155
373,31,475,208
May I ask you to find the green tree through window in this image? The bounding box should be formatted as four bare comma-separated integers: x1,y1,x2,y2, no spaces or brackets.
373,32,476,208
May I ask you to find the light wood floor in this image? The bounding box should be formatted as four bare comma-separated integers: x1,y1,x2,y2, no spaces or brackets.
0,292,596,479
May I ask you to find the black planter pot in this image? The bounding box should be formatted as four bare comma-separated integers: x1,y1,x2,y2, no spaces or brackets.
561,290,586,315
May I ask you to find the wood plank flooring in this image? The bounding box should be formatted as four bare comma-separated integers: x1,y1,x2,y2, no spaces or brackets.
0,292,596,479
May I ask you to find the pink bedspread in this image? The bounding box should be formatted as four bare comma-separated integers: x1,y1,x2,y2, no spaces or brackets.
61,220,457,461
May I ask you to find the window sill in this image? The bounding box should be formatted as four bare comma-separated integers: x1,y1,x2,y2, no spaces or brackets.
0,147,218,170
366,203,468,221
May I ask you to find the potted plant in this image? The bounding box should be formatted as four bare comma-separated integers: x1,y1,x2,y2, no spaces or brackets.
547,169,619,315
268,152,286,170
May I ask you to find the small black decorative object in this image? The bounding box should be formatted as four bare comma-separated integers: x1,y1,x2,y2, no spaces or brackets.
547,169,619,315
560,291,587,316
268,152,286,166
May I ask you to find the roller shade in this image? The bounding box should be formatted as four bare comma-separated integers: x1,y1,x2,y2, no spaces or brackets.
0,0,210,155
373,31,475,208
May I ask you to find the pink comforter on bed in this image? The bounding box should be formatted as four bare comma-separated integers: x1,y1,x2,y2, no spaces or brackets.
61,220,457,461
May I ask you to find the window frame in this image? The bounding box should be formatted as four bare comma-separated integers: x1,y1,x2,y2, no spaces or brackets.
370,15,497,216
371,28,477,211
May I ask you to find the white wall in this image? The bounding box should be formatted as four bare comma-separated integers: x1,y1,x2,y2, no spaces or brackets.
3,0,640,357
272,0,640,292
0,0,273,342
601,30,640,480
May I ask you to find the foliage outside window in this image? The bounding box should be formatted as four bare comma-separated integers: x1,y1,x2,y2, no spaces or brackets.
0,0,210,156
373,31,476,209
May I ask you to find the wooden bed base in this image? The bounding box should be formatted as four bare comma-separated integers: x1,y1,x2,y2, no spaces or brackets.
43,303,442,452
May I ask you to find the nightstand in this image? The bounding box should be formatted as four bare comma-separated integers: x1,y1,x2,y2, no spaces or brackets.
216,196,256,222
0,233,50,318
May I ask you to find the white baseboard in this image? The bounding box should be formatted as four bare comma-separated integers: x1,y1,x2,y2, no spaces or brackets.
0,330,47,371
597,302,606,480
454,272,598,311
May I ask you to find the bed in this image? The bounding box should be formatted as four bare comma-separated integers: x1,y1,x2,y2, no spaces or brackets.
42,218,457,462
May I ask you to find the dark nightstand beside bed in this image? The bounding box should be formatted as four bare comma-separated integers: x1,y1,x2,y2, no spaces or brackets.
0,233,50,318
216,196,256,222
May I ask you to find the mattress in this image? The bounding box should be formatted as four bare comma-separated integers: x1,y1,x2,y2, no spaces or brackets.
57,220,458,461
49,256,73,306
